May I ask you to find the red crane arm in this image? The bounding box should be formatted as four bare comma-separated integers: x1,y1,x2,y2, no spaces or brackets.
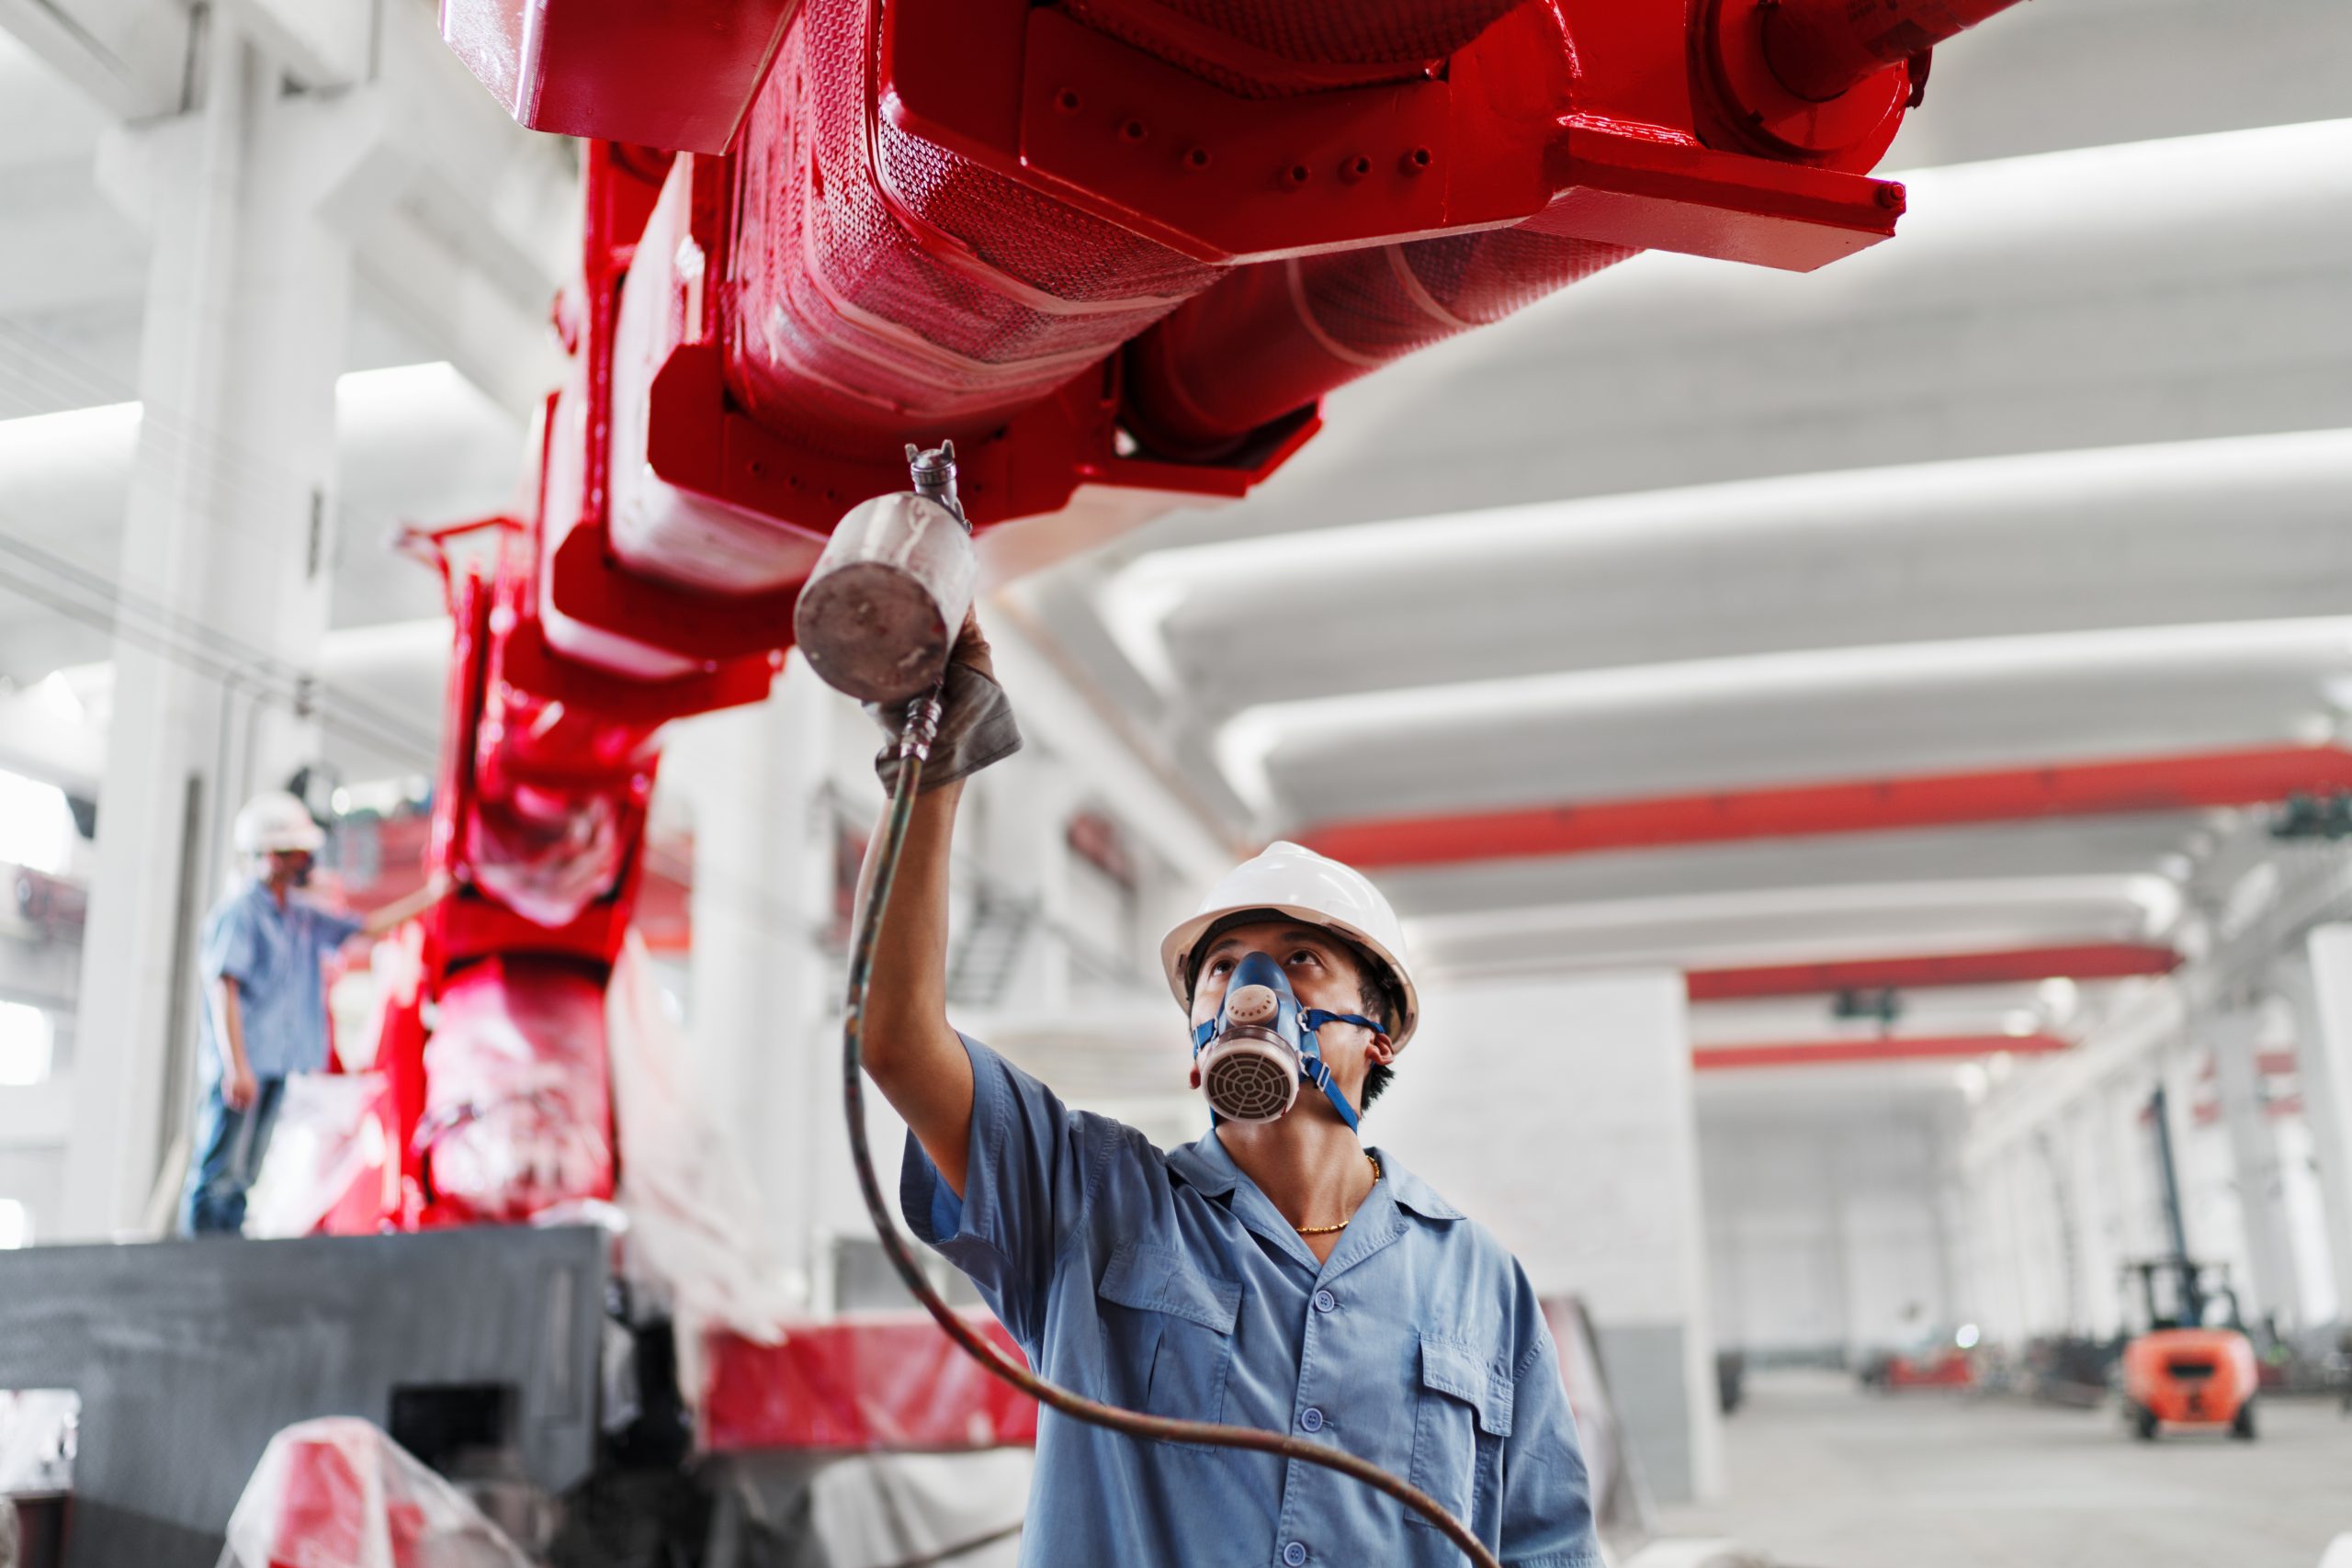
360,0,2026,1227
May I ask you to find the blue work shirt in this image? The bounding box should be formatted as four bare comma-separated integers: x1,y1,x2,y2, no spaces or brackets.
198,881,362,1082
902,1036,1601,1568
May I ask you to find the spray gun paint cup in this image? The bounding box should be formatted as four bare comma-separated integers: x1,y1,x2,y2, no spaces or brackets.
795,489,978,704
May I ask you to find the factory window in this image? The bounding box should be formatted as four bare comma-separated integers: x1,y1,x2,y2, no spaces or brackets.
0,1003,51,1087
0,1198,28,1249
0,769,74,876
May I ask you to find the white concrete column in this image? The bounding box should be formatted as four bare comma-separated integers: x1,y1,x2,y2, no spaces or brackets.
2066,1095,2123,1339
2105,1072,2159,1267
2280,933,2352,1321
678,660,836,1282
1385,972,1722,1504
1928,1118,1970,1329
1966,1143,2012,1340
59,26,378,1238
2004,1142,2060,1335
2205,999,2302,1333
964,755,1076,1011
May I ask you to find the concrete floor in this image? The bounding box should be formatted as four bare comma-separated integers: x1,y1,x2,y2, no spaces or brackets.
1655,1369,2352,1568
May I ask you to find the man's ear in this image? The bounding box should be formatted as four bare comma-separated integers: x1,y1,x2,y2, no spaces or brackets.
1366,1032,1396,1066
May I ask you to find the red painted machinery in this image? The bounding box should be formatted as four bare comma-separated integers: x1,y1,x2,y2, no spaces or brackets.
356,0,2029,1230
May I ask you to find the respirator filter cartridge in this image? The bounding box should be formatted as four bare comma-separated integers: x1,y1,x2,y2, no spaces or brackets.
1197,978,1303,1122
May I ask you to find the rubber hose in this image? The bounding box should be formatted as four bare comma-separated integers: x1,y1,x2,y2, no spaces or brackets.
842,749,1504,1568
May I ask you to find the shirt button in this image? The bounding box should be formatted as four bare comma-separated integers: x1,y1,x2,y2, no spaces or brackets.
1299,1406,1324,1432
1313,1289,1336,1313
1283,1545,1307,1567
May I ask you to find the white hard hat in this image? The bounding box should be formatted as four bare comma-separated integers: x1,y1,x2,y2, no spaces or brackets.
233,791,325,855
1160,840,1419,1048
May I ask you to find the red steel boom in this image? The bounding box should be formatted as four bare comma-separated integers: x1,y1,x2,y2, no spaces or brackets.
356,0,2030,1226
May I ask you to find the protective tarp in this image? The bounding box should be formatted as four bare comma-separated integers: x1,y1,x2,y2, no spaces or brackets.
701,1317,1039,1452
220,1418,532,1568
420,957,615,1220
708,1450,1031,1568
0,1388,74,1492
466,784,625,930
243,1072,398,1239
605,931,806,1336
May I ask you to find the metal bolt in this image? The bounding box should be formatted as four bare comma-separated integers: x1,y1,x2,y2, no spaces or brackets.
1875,181,1906,209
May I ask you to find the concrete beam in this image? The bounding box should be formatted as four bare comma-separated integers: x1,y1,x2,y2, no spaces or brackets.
1415,873,2179,982
0,1079,71,1150
1139,118,2352,557
986,601,1243,890
0,0,187,119
1142,427,2352,723
0,160,147,320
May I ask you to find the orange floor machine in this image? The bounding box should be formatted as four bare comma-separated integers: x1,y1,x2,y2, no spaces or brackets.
2118,1258,2258,1441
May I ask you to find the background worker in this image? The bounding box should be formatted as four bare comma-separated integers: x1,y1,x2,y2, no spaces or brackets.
181,790,450,1236
855,620,1600,1566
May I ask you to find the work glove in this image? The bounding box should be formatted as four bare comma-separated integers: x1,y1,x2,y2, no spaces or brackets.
865,615,1023,795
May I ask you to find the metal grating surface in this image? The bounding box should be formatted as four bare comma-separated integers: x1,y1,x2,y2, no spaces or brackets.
725,0,1217,439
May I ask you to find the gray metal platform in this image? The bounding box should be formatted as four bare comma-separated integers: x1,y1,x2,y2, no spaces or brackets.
0,1224,606,1566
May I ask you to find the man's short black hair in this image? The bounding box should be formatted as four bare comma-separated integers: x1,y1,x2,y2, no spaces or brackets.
1184,908,1404,1113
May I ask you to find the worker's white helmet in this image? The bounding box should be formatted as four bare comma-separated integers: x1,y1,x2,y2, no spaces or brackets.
1159,840,1419,1048
233,791,325,855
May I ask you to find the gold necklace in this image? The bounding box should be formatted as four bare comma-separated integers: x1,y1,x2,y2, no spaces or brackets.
1294,1152,1382,1235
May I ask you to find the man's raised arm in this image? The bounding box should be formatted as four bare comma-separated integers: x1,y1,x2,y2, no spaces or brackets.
848,615,1023,1200
852,775,978,1199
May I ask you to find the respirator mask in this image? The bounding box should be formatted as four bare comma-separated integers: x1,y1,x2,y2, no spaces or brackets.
1190,951,1385,1132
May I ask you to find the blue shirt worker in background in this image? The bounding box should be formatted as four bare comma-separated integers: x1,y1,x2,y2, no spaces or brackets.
855,620,1600,1567
182,790,449,1236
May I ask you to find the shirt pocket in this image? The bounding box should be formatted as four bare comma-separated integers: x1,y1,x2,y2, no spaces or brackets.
1405,1331,1513,1532
1094,1240,1242,1446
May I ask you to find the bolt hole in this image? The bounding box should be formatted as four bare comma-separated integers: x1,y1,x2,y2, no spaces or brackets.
1184,145,1211,169
1121,118,1148,141
1412,147,1432,166
823,487,839,502
1286,164,1310,186
1055,88,1081,114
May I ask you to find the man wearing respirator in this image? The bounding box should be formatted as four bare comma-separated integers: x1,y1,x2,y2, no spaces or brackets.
855,617,1599,1567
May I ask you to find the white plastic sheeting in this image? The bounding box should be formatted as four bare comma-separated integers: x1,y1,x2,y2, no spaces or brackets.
244,1073,395,1238
807,1451,1029,1568
220,1418,531,1568
605,931,806,1337
709,1450,1033,1568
